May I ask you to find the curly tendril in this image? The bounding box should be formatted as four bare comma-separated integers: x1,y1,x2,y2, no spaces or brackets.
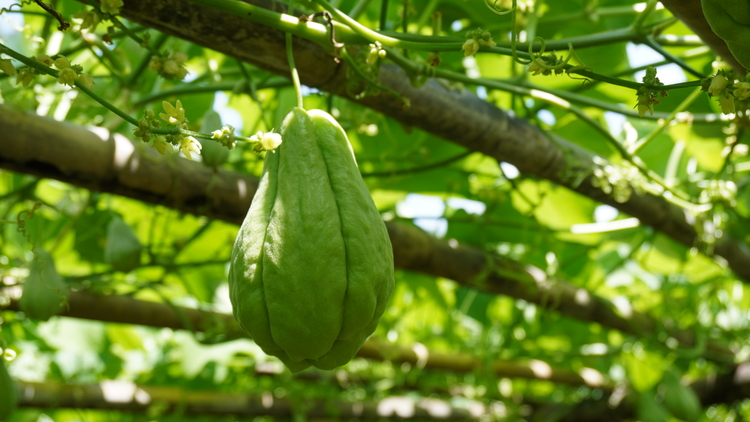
527,38,592,80
0,1,69,30
16,202,42,251
0,0,33,15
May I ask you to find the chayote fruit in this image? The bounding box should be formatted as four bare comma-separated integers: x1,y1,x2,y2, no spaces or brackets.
701,0,750,69
0,355,17,421
19,249,68,321
229,107,394,372
104,215,142,272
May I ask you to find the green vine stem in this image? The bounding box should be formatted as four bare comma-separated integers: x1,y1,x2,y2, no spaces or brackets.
642,35,704,79
0,43,257,143
286,0,304,108
630,0,658,31
386,48,708,212
348,0,373,20
385,47,719,123
180,0,696,92
379,0,388,30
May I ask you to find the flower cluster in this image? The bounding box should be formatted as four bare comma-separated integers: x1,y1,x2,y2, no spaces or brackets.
211,125,238,149
149,52,189,80
590,156,647,203
161,100,201,159
367,42,387,65
3,54,94,89
134,101,202,160
462,28,496,57
701,71,750,115
635,67,666,117
47,55,95,89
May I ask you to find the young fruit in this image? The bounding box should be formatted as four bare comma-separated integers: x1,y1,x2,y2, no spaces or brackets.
19,248,68,320
229,107,394,372
104,215,142,272
0,354,17,421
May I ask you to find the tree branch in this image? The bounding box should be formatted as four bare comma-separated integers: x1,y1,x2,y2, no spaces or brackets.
1,289,606,388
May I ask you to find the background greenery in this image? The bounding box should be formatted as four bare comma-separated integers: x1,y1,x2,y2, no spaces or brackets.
1,0,750,421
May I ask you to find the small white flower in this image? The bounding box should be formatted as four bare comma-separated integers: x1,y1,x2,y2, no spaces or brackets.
251,131,283,151
462,39,480,57
719,94,735,114
152,136,173,155
708,74,728,96
734,82,750,100
171,52,188,63
163,59,180,75
0,59,16,76
160,100,186,126
57,68,78,86
53,56,72,69
179,136,202,160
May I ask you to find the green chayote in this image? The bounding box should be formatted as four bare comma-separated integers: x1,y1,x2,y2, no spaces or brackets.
19,249,68,321
701,0,750,68
229,107,394,372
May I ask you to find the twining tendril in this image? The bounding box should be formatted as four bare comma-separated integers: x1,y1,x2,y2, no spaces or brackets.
527,37,592,81
16,202,42,251
0,0,33,16
484,0,514,15
2,1,70,30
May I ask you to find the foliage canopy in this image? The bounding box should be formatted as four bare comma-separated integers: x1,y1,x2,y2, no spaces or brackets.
1,0,750,421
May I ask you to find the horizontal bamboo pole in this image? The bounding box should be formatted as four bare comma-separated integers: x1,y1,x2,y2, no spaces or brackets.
1,288,608,388
13,380,485,419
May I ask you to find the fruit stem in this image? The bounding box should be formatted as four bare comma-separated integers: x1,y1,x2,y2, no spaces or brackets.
286,0,304,109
